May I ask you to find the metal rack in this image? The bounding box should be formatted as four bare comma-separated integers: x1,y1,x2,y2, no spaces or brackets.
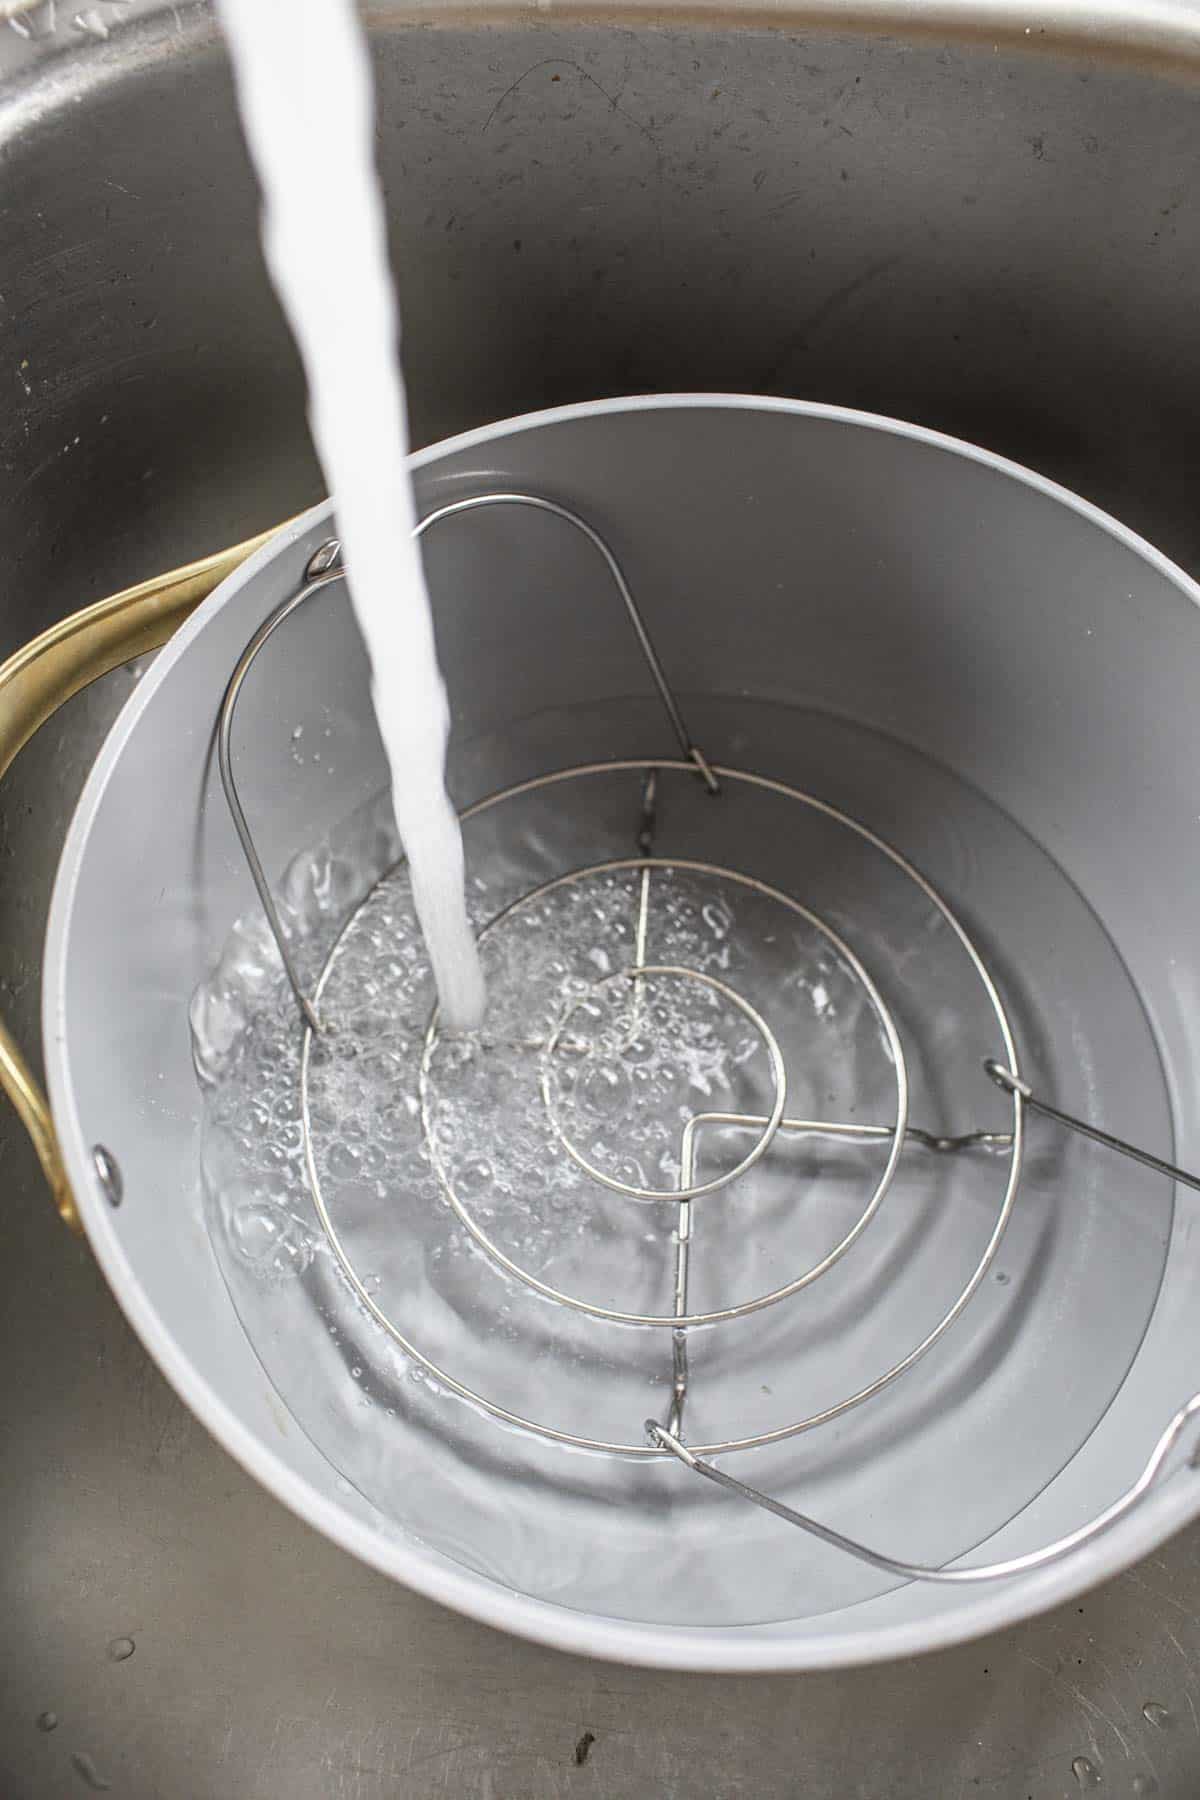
214,493,1200,1580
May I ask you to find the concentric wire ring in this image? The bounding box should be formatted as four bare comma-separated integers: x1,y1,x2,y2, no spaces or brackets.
541,961,788,1204
415,856,907,1326
299,763,1023,1456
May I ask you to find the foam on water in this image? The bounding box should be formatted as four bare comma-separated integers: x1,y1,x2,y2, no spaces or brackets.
215,0,485,1029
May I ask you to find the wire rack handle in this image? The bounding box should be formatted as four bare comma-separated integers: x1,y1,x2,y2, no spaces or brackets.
646,1394,1200,1585
216,492,718,1031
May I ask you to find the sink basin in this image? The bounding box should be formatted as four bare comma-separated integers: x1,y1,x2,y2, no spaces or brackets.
4,0,1200,1660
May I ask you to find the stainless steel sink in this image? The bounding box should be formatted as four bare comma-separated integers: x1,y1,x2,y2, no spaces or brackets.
4,3,1200,1791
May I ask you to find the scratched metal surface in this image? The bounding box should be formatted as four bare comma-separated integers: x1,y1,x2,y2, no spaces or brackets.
5,6,1200,1795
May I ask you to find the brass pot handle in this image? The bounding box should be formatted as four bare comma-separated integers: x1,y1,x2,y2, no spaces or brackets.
0,521,285,1230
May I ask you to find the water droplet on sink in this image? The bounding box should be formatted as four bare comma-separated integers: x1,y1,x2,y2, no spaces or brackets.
71,1751,112,1791
107,1636,135,1662
36,1710,58,1732
1071,1755,1101,1788
1142,1700,1170,1728
1132,1775,1159,1796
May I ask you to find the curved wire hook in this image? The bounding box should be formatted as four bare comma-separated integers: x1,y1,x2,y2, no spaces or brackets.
646,1393,1200,1585
217,493,718,1028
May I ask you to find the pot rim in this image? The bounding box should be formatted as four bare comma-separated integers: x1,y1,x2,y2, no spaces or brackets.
5,0,1200,91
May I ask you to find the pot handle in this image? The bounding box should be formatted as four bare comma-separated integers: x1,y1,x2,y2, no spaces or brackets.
0,523,282,1231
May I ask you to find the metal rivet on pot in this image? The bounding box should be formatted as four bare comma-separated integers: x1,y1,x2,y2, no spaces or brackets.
304,537,342,581
92,1145,123,1208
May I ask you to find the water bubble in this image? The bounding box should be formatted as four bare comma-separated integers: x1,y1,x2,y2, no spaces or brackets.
701,898,733,939
607,1155,648,1191
574,1059,633,1121
1141,1701,1170,1728
326,1141,363,1180
230,1199,284,1262
457,1155,493,1198
229,1198,314,1278
359,1141,386,1177
1071,1755,1101,1788
107,1636,135,1662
